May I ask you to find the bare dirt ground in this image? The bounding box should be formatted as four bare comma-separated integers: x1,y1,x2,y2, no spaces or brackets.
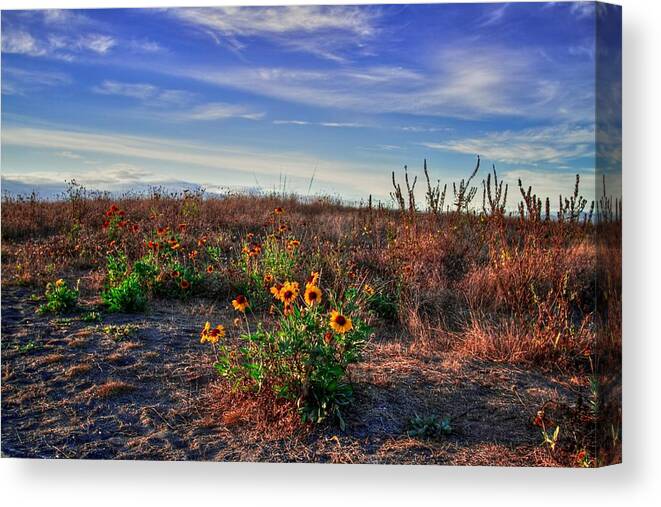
1,286,583,465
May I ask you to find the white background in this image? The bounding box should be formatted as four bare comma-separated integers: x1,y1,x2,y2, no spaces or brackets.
1,0,659,505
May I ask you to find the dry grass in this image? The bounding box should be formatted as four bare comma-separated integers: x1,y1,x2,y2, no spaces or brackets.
93,380,136,399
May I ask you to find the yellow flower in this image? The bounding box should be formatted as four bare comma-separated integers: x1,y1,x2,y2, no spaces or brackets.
329,310,353,334
278,281,299,305
200,322,225,344
263,273,274,285
306,271,320,288
304,285,322,306
232,294,249,312
363,284,376,296
55,278,65,288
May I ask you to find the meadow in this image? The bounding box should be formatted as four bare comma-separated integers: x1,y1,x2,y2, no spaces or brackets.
0,161,621,466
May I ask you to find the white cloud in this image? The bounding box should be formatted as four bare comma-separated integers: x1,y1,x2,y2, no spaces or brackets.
170,44,593,122
1,125,391,197
92,80,196,106
1,30,46,56
178,102,265,121
1,66,71,95
420,124,595,165
93,80,157,99
169,5,381,61
56,151,83,160
79,34,116,54
2,28,116,59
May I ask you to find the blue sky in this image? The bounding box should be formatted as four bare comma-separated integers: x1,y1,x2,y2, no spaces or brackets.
1,3,619,204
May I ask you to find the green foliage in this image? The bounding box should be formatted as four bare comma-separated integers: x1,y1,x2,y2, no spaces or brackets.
37,279,78,314
102,272,148,313
407,414,453,439
214,290,370,429
81,311,101,323
366,285,400,321
102,323,138,340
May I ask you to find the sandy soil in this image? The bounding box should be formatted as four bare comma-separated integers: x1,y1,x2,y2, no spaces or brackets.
1,286,583,465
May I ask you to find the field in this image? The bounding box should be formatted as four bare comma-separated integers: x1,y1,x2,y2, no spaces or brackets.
0,167,622,466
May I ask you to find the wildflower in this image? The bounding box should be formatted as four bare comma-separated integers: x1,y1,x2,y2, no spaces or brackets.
287,239,300,251
206,265,214,274
188,250,198,260
278,281,299,305
278,224,288,233
306,271,320,288
263,273,274,285
102,220,110,229
200,322,225,344
363,284,376,296
157,227,168,236
232,294,249,312
197,235,208,247
304,285,322,306
233,317,241,327
109,240,116,248
178,223,187,232
329,310,353,334
118,220,128,228
270,283,283,299
172,270,181,278
283,303,294,316
117,210,126,217
171,242,181,251
274,207,284,214
132,224,140,233
576,450,587,463
323,331,333,344
55,279,66,288
180,279,190,290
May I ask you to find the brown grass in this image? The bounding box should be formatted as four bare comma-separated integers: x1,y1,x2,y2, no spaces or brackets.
94,380,135,399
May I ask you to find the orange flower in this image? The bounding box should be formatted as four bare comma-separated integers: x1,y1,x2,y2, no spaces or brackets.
263,273,274,285
132,224,140,233
157,227,168,236
180,279,191,289
178,223,187,232
206,265,214,274
172,270,181,278
232,294,249,312
171,242,181,251
278,281,299,305
329,310,352,334
306,271,320,288
274,207,284,214
304,285,322,306
188,250,198,260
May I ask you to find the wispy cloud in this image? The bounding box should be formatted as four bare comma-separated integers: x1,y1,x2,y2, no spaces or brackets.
178,102,265,121
1,125,391,197
477,3,509,27
171,44,593,122
168,5,381,61
1,66,71,95
92,80,195,106
421,124,595,165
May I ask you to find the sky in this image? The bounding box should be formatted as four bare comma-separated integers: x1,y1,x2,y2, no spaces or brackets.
0,2,621,205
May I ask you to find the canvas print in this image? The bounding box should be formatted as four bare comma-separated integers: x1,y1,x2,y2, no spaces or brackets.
0,2,621,466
